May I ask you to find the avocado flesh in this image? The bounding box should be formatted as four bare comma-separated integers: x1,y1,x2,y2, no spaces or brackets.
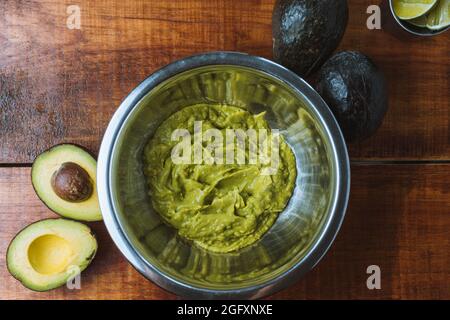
31,144,102,222
272,0,349,76
7,219,97,291
143,104,297,253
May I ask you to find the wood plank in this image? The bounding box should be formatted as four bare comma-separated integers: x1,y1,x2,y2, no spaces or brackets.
0,0,449,163
341,1,450,160
1,165,448,299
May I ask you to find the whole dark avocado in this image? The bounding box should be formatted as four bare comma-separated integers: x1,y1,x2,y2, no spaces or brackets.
272,0,348,77
315,51,388,142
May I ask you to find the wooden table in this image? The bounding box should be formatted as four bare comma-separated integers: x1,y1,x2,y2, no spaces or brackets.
0,0,449,300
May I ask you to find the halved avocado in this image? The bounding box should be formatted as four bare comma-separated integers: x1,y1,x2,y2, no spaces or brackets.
31,144,102,221
7,219,97,291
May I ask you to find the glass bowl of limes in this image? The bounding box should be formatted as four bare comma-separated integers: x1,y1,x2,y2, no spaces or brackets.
390,0,449,36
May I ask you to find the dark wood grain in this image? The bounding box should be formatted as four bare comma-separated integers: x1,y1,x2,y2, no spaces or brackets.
340,1,450,160
0,0,449,163
1,0,449,302
1,165,449,300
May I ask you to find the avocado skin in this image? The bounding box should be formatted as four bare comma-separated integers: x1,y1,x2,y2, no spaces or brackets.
315,51,388,142
272,0,348,77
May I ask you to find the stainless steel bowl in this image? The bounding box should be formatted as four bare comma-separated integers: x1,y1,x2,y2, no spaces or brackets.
97,52,350,299
388,0,450,36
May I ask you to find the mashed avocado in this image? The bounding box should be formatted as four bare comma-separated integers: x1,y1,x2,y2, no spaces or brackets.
144,104,296,253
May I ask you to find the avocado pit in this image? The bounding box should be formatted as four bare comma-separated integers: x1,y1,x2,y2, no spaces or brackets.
51,162,93,202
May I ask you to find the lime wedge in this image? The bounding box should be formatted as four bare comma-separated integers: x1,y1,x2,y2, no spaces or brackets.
426,0,450,30
408,14,429,26
393,0,438,20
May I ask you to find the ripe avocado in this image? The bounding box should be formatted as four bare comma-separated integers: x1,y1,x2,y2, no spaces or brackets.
272,0,348,77
31,144,102,221
6,219,97,291
314,51,388,142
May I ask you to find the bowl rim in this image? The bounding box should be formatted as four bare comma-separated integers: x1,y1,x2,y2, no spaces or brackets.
388,0,450,37
97,51,350,299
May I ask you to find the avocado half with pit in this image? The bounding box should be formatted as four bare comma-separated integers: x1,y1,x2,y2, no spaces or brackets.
7,219,97,291
31,144,102,221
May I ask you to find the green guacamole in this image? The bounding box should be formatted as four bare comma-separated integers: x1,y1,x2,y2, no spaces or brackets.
143,104,296,253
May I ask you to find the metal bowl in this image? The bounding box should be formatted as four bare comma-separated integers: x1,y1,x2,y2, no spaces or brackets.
388,0,450,37
97,52,350,299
